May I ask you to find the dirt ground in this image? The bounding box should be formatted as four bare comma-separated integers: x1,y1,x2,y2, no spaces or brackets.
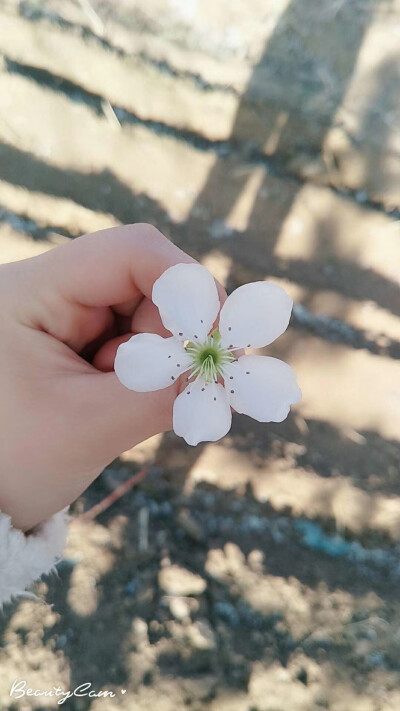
1,0,400,709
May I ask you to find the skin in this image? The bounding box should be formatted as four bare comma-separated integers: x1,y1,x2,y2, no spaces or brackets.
0,224,226,532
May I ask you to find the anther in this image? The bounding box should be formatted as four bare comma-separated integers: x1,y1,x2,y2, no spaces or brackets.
187,391,190,395
168,355,171,358
229,376,233,380
171,376,175,380
177,363,180,367
228,344,233,348
214,397,217,401
246,371,250,374
179,332,183,336
228,326,232,331
230,390,234,394
194,335,198,339
200,319,203,323
247,344,251,348
201,387,205,391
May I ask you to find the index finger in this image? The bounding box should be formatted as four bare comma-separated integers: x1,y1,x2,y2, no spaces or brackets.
31,223,196,307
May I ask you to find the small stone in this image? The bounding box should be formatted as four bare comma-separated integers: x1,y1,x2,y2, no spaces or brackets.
158,501,172,517
56,557,79,573
187,620,217,651
124,578,137,596
247,549,264,572
168,596,191,621
366,652,385,667
159,565,207,596
214,601,239,627
131,618,149,650
355,190,368,204
55,634,67,650
209,219,234,240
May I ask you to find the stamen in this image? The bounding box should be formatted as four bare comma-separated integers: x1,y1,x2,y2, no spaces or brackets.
185,329,236,384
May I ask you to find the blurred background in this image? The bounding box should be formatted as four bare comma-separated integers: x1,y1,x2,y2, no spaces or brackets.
1,0,400,708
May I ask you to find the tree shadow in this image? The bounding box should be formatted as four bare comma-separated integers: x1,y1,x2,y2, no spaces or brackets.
186,0,375,242
0,140,171,227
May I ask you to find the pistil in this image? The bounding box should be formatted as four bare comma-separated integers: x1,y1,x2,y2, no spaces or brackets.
186,328,235,383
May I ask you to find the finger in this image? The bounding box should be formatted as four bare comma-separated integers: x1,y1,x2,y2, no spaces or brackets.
93,334,133,372
93,298,173,371
92,281,229,375
30,223,195,307
130,298,171,337
112,296,143,317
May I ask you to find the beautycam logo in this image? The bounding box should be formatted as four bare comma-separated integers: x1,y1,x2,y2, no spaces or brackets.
9,679,127,704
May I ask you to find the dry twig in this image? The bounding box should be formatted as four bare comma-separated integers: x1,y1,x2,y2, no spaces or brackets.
78,468,148,522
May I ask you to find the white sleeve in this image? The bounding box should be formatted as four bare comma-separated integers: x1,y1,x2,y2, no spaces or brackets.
0,507,70,606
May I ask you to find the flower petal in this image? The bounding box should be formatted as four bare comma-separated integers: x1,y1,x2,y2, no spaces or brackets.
114,334,191,392
224,355,301,422
219,282,293,349
173,379,232,446
152,263,220,342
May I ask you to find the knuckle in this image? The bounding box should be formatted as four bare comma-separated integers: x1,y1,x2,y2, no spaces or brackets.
127,222,166,248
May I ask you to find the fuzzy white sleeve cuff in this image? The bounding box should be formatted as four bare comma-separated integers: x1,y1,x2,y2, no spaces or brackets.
0,507,70,606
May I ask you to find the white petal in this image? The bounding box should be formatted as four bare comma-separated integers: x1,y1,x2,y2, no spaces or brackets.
173,379,232,446
152,263,220,342
219,282,293,349
114,334,191,392
224,355,301,422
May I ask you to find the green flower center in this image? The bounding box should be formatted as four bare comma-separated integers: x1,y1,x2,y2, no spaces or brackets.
186,328,235,383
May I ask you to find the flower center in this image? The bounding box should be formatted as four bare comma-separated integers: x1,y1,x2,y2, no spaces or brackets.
186,329,235,383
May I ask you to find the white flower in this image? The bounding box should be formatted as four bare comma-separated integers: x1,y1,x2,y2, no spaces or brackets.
114,263,301,446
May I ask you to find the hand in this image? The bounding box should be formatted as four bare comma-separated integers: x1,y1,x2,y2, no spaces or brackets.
0,224,225,531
